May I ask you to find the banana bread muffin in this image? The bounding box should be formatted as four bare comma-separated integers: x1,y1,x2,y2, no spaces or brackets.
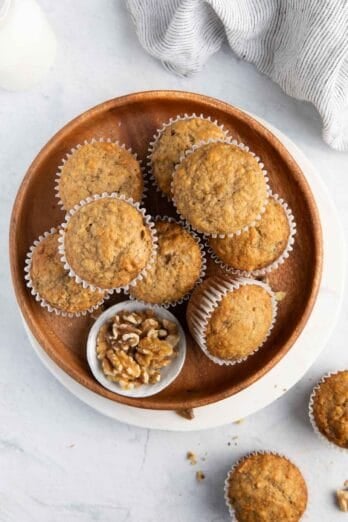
187,276,276,363
26,230,105,314
61,196,155,290
57,141,143,210
172,141,268,236
310,371,348,449
129,219,204,305
225,453,308,521
150,116,226,198
208,195,294,273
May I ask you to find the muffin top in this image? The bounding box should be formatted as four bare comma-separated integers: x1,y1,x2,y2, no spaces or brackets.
151,117,226,198
172,142,268,235
130,220,203,304
208,197,291,272
312,371,348,449
227,453,308,522
202,280,273,360
58,142,143,209
63,198,153,290
29,231,105,314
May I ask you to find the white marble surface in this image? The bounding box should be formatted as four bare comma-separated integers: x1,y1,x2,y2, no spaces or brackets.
1,1,347,520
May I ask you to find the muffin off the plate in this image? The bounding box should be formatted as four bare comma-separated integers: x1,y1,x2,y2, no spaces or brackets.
225,453,308,522
27,230,105,315
61,196,155,291
172,141,268,236
150,116,226,198
187,276,276,364
57,141,143,210
129,219,204,306
208,195,294,274
310,370,348,449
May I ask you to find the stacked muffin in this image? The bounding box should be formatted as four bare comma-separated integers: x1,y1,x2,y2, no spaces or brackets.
25,115,296,367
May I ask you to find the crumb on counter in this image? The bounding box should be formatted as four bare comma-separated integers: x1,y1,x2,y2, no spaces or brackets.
187,451,197,465
196,470,205,481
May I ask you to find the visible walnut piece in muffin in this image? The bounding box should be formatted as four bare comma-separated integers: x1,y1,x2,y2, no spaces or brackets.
58,141,143,209
29,231,105,314
312,371,348,449
208,197,291,272
172,141,268,235
227,453,308,522
63,197,154,290
151,117,226,198
97,309,179,389
129,220,203,305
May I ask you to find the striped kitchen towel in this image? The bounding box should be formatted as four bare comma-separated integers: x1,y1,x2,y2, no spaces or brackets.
127,0,348,151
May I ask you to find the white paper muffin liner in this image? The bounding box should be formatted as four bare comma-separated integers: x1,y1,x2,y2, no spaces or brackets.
147,113,230,200
187,275,278,366
308,370,348,454
24,227,107,318
224,451,309,521
207,193,297,277
127,215,207,308
54,137,147,211
58,192,158,294
171,137,271,238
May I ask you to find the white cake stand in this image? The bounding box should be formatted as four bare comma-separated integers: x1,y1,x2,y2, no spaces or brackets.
21,113,346,431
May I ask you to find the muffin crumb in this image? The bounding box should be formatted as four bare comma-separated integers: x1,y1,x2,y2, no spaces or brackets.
187,451,197,465
196,470,205,481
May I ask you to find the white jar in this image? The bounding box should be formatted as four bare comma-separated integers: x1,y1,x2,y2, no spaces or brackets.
0,0,56,90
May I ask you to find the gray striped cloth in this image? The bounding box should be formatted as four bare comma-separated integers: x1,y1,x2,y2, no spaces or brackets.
127,0,348,151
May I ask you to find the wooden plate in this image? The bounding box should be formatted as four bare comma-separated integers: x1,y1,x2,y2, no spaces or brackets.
10,91,323,410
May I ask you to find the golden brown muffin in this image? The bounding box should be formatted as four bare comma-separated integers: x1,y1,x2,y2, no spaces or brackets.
187,276,274,361
172,142,268,235
63,197,154,290
129,220,203,305
208,197,292,272
226,453,308,522
150,117,226,198
311,371,348,449
29,231,105,314
58,141,143,209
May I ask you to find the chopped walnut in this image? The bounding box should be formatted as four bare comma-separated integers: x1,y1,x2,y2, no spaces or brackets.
196,471,205,481
337,489,348,512
186,451,197,465
275,291,287,302
176,408,195,420
96,309,179,389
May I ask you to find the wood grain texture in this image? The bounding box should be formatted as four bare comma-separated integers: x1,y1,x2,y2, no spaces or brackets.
9,91,323,410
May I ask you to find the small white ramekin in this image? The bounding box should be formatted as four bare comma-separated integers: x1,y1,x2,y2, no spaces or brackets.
86,300,186,398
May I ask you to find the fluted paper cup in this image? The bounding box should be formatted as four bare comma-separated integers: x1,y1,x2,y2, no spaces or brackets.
54,137,146,211
24,227,107,317
128,215,207,308
147,113,230,199
207,193,296,277
187,275,277,366
58,192,158,294
171,137,271,238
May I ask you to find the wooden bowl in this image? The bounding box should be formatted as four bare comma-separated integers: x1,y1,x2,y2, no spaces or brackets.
10,90,323,411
